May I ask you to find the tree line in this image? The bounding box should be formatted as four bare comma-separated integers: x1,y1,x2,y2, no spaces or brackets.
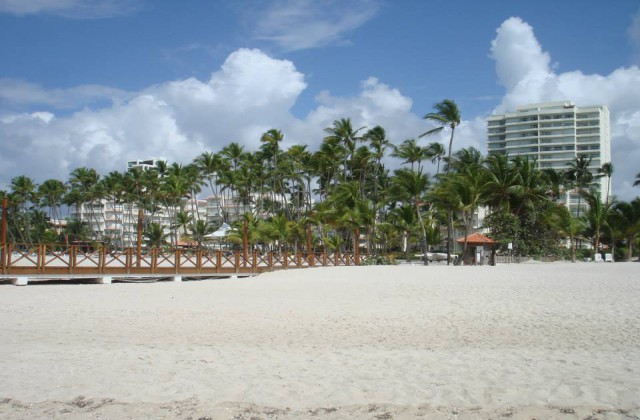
1,100,639,263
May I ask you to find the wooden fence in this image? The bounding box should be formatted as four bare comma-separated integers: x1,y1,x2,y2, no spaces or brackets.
0,243,359,276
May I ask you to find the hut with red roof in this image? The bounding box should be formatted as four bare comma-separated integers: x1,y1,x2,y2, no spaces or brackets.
456,232,497,265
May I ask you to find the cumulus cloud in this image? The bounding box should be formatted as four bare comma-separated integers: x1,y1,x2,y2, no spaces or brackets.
253,0,380,51
0,49,311,184
0,0,141,18
490,17,640,200
0,48,436,188
1,18,639,202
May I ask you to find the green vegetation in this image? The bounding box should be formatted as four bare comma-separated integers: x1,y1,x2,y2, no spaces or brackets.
1,100,639,262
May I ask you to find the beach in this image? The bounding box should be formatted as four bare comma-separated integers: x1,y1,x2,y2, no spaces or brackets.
1,263,639,419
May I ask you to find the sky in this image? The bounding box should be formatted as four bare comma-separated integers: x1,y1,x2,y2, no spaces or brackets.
1,0,639,200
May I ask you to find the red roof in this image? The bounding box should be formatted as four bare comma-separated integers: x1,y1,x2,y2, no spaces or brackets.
456,232,497,245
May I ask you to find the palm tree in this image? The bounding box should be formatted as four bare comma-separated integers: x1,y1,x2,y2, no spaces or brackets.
364,125,392,212
548,204,584,263
541,168,565,201
431,163,490,264
597,162,613,206
388,204,418,260
68,167,100,223
195,151,227,217
260,128,284,170
9,176,37,243
484,154,518,213
583,189,612,260
390,168,430,265
420,99,461,175
511,156,549,218
449,147,484,174
634,172,640,187
313,138,343,198
565,155,593,218
420,99,461,263
174,209,193,240
425,142,446,177
323,118,365,181
611,198,640,261
189,219,215,248
257,213,296,254
391,138,428,172
38,179,67,222
144,222,168,250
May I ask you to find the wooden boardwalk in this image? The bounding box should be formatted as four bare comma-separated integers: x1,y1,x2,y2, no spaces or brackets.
0,244,360,285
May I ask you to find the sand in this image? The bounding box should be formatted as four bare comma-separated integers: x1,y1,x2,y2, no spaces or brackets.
0,263,639,419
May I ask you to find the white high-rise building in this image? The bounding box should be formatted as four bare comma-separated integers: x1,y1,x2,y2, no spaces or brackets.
487,101,611,211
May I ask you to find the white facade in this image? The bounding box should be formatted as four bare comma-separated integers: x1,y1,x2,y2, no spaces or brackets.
71,199,207,248
127,159,161,172
487,101,611,210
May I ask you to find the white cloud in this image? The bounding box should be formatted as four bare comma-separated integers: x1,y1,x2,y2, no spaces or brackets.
490,17,552,92
490,17,640,201
0,0,141,18
1,19,639,202
0,49,311,185
0,78,130,108
253,0,380,51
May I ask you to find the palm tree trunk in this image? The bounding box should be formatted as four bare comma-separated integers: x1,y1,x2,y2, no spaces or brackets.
415,200,429,266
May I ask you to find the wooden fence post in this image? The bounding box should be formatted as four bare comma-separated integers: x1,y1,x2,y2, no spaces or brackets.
136,208,143,268
1,196,7,274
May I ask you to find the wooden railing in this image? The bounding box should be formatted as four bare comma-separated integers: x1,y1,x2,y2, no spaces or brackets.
0,243,360,276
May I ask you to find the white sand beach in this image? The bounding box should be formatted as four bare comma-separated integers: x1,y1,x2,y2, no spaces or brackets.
1,263,639,419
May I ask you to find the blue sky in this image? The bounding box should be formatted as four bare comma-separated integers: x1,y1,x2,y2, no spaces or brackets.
1,0,639,199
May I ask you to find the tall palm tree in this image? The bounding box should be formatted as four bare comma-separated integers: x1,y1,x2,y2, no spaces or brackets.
484,153,518,213
286,144,312,218
565,155,593,218
541,168,565,201
611,198,640,261
390,168,430,265
38,179,67,222
323,118,365,181
195,151,226,214
597,162,613,206
261,129,286,215
68,167,100,223
420,99,461,175
449,147,484,174
583,189,612,260
511,156,549,218
432,168,490,265
420,99,461,263
364,125,391,207
313,139,343,198
425,142,446,177
174,209,193,240
10,175,37,243
388,204,418,260
633,172,640,187
547,204,584,263
391,138,428,173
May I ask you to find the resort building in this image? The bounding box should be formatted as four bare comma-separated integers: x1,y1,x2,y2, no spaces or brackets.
487,101,611,212
127,159,161,172
70,199,207,248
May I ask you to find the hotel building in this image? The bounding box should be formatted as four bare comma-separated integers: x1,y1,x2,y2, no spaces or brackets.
487,101,611,212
